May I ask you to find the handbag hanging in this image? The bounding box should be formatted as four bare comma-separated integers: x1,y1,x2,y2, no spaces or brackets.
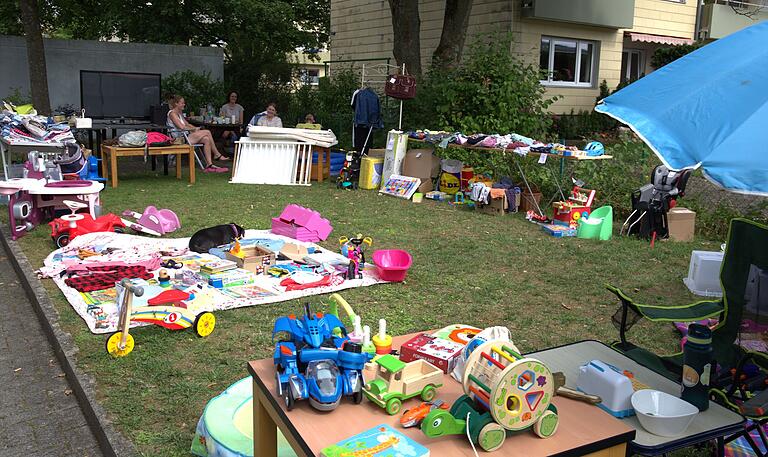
385,74,417,100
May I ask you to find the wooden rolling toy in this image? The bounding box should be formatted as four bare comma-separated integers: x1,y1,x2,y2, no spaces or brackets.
421,339,559,452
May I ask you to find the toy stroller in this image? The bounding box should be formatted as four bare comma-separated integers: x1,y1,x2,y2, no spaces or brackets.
121,206,181,236
621,165,692,240
339,234,373,279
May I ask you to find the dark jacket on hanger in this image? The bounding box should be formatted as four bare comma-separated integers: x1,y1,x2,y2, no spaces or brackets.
351,88,384,129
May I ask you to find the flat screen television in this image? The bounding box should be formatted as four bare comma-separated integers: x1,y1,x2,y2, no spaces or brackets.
80,71,161,119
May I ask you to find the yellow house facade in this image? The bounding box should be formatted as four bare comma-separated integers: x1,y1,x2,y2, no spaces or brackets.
329,0,698,114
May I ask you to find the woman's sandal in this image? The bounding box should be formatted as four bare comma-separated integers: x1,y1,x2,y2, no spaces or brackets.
213,153,231,161
204,163,229,173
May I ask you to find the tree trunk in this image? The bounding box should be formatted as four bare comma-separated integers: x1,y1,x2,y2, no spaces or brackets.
388,0,422,77
19,0,51,115
433,0,474,70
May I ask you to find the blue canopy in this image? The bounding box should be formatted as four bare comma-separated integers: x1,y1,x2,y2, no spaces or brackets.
595,21,768,196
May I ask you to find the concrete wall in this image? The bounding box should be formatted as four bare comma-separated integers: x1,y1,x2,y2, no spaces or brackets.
0,36,223,111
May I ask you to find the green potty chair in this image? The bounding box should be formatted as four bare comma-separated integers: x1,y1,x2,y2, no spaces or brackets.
577,205,613,240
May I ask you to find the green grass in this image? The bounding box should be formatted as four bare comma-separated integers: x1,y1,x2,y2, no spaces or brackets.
10,158,728,456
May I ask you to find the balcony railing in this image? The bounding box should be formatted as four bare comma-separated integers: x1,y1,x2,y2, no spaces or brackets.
521,0,635,29
701,0,768,39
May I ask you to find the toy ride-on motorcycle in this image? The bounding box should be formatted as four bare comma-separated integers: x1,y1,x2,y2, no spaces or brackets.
272,303,371,411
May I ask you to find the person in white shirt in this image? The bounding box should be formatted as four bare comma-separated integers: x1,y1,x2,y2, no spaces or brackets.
219,91,244,145
256,102,283,128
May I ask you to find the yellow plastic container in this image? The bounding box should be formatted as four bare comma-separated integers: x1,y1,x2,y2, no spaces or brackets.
359,156,384,190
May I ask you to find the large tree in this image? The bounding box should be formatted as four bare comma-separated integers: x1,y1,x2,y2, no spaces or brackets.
19,0,51,114
387,0,475,77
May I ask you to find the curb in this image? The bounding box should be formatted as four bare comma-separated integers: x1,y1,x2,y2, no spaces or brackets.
0,227,138,457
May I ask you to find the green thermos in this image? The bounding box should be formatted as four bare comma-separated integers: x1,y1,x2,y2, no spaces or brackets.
681,323,713,411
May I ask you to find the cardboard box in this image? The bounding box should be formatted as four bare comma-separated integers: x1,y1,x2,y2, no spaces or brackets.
225,245,276,275
403,149,440,179
368,148,386,159
399,333,464,374
381,131,408,188
478,194,508,216
668,207,696,241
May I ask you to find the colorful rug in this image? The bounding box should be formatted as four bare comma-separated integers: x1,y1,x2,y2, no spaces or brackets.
39,230,389,334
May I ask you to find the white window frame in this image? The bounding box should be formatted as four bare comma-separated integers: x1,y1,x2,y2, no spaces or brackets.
621,49,645,82
539,36,597,88
662,0,685,3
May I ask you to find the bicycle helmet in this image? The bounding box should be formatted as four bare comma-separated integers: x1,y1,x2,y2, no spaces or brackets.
584,141,605,157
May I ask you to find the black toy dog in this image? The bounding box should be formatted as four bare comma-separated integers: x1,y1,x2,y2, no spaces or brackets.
188,223,245,253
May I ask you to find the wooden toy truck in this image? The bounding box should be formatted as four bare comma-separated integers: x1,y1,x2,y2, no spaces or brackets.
363,354,443,415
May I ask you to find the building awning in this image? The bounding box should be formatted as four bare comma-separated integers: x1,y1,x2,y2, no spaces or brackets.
627,32,694,46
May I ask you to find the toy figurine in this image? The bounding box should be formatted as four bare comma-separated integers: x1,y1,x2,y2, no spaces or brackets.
339,234,372,280
273,303,372,411
157,269,171,287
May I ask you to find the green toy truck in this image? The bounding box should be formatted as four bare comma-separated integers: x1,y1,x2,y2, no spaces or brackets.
363,354,443,415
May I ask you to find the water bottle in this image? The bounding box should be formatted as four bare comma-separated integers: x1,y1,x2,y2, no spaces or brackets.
681,323,713,411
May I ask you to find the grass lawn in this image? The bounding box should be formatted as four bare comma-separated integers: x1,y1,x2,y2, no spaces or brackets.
10,158,726,456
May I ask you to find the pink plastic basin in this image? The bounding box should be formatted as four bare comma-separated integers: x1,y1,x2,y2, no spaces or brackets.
372,249,413,282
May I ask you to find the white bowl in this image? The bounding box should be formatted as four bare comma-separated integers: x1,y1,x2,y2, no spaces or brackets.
631,389,699,437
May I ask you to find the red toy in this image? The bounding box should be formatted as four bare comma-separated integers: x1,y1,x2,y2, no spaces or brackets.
552,186,596,227
49,200,125,248
400,400,450,428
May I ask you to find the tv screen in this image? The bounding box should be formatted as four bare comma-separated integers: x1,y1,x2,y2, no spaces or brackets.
80,71,161,119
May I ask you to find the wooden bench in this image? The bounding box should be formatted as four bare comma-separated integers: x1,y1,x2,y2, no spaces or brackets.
101,144,195,188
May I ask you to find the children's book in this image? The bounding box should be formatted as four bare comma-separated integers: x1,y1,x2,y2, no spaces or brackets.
320,424,429,457
379,175,422,200
199,259,238,274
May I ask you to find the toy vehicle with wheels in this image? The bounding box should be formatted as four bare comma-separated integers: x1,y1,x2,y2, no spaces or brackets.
364,354,444,415
49,200,125,248
106,280,216,357
339,234,372,280
420,339,559,452
401,400,450,428
273,303,371,411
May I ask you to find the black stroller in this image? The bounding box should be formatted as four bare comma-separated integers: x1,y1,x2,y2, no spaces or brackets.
621,165,693,239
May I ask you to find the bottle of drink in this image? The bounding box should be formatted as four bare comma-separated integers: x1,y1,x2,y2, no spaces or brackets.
681,323,714,411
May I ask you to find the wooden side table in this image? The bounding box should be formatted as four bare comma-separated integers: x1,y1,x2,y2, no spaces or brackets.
247,332,635,457
100,144,195,188
311,146,330,182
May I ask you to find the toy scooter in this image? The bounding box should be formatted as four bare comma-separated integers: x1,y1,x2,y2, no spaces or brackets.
339,234,372,279
49,200,125,248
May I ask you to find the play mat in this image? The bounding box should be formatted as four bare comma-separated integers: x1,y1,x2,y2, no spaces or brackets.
39,230,389,334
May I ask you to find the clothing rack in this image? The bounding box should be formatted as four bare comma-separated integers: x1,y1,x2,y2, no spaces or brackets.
360,63,407,130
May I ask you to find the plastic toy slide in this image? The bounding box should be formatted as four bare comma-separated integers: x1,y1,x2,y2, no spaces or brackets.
191,377,296,457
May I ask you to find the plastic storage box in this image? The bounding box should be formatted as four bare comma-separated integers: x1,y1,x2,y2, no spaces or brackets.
683,250,724,297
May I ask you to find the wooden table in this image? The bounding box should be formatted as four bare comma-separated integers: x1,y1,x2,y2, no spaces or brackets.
100,144,195,188
247,333,635,457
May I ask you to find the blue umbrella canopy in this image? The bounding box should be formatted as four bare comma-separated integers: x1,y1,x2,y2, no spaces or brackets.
595,21,768,196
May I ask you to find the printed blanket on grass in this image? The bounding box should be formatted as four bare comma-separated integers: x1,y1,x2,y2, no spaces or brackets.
39,230,389,334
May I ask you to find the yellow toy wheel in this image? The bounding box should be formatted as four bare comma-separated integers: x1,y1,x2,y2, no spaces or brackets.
106,332,134,357
194,312,216,337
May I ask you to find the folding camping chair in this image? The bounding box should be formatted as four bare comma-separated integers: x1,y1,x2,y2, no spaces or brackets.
607,218,768,454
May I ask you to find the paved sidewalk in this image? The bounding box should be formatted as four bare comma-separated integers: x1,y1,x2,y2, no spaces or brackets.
0,246,103,457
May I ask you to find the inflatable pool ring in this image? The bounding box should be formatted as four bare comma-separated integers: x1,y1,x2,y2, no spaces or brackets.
192,377,295,457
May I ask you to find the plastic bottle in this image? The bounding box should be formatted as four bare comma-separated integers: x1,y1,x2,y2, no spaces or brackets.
681,323,713,411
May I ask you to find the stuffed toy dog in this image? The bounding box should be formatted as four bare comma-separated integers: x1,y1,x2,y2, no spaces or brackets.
188,223,245,253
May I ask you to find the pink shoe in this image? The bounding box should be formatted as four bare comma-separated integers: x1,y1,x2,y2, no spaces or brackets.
204,164,229,173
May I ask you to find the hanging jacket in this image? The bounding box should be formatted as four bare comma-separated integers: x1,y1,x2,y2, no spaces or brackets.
351,88,384,129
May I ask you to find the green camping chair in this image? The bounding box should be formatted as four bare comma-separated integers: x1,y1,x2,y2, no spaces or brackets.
577,205,613,240
607,218,768,454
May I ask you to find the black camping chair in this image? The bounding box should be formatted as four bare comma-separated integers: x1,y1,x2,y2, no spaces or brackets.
608,218,768,454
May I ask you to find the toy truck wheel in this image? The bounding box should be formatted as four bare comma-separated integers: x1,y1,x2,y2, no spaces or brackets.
194,312,216,337
533,410,559,438
385,398,402,415
421,385,437,402
284,389,295,411
55,234,70,248
353,390,363,404
106,332,134,357
478,422,506,452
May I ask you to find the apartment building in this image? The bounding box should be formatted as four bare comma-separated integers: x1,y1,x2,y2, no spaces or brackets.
329,0,704,114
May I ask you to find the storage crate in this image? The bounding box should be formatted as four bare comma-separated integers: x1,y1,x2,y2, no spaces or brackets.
225,245,276,275
683,250,723,297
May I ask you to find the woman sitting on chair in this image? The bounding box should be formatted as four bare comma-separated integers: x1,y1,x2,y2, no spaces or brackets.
219,91,244,146
166,94,229,173
255,102,283,128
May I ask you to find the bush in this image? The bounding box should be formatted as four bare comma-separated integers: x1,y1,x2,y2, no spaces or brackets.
651,43,704,69
2,87,32,106
407,33,557,139
162,70,225,116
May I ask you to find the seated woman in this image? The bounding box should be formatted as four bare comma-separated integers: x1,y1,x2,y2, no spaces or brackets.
166,94,229,173
255,102,283,128
219,91,244,145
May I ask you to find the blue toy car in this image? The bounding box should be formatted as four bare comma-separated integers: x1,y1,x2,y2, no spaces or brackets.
273,304,370,411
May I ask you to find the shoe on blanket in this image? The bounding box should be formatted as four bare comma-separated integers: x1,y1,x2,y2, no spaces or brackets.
204,164,229,173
